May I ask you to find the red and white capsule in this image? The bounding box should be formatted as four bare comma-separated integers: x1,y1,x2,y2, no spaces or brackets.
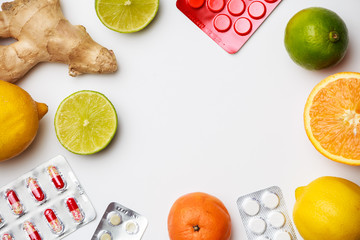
6,190,24,215
44,209,63,234
66,198,84,223
47,166,66,190
23,221,41,240
27,177,45,202
1,233,14,240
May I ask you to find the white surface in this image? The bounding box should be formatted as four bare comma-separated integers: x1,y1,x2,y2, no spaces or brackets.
0,0,360,239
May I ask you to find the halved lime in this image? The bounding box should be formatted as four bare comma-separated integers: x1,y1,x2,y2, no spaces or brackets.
55,90,118,155
95,0,159,33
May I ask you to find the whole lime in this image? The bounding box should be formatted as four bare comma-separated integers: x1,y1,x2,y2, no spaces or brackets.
284,7,348,70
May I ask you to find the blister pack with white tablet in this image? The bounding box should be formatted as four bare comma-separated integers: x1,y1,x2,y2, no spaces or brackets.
237,186,297,240
91,202,148,240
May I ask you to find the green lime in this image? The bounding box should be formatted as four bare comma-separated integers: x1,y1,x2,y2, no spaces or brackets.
55,90,117,155
95,0,159,33
284,7,348,70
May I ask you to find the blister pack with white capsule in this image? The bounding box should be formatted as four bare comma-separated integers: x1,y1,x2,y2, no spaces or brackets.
91,202,148,240
0,155,96,240
237,186,297,240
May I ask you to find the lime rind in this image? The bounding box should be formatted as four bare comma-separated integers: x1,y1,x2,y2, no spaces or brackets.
284,7,348,70
95,0,159,33
55,90,118,155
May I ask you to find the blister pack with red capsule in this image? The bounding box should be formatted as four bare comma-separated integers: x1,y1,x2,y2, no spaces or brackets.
176,0,282,53
0,155,96,240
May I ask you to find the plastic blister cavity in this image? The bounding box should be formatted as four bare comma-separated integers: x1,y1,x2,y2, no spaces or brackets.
0,155,96,240
237,186,297,240
176,0,282,53
26,178,46,203
91,202,148,240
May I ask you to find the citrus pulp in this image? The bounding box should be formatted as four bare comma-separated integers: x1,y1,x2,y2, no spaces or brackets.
54,90,117,155
304,72,360,165
95,0,159,33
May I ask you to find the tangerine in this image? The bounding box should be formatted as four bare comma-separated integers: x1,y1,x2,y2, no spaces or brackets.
167,192,231,240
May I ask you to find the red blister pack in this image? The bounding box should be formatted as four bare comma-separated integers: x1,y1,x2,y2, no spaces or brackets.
176,0,282,54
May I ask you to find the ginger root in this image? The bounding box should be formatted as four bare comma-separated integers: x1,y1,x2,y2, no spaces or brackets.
0,0,117,83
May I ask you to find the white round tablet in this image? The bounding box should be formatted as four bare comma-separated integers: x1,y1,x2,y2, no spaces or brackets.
125,221,139,234
108,212,122,226
99,232,112,240
242,198,260,216
274,231,292,240
268,211,285,228
262,192,279,209
257,236,270,240
248,217,267,235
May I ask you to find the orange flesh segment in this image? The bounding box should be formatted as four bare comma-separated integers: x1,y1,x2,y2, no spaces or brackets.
309,77,360,160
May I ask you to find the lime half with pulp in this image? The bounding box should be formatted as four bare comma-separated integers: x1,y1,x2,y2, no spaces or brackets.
95,0,159,33
55,90,118,155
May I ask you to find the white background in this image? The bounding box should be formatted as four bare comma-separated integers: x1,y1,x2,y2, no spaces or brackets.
0,0,360,239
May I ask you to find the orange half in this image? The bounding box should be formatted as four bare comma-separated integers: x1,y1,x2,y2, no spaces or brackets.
304,72,360,165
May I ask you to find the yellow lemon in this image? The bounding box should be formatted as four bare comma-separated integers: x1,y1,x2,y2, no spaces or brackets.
0,80,48,161
293,176,360,240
